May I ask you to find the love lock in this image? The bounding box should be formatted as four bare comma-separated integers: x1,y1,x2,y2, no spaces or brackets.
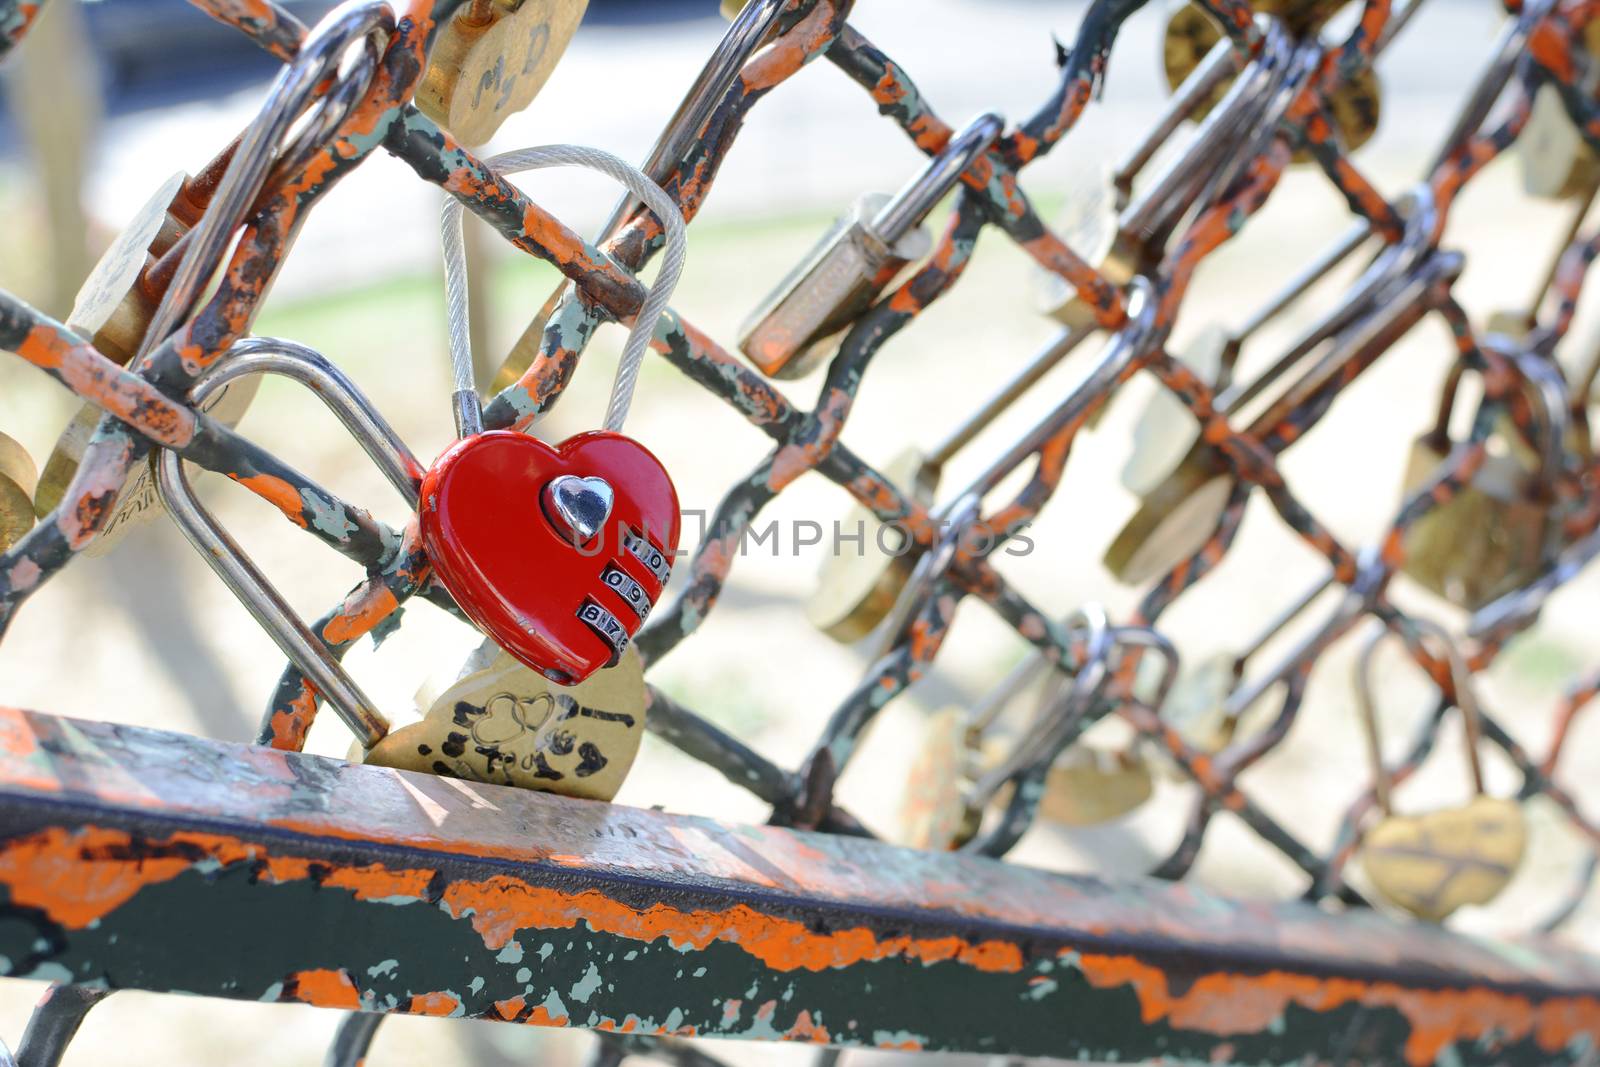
35,164,263,545
1121,222,1371,495
426,146,687,686
1105,204,1457,586
901,610,1173,853
38,10,388,554
1518,73,1600,201
366,638,646,800
807,325,1093,643
417,0,590,146
0,430,37,552
1162,2,1381,160
966,616,1175,856
155,338,425,751
1041,20,1295,329
1400,343,1573,610
1030,626,1173,827
738,113,1002,378
1354,622,1526,922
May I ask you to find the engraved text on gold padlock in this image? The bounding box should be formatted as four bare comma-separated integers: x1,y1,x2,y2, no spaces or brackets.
365,643,646,800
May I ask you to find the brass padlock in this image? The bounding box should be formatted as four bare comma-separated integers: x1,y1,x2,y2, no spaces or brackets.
1041,22,1294,328
417,0,590,147
738,112,1002,378
66,171,188,368
900,706,996,850
1162,2,1382,161
35,168,263,552
1120,324,1236,496
35,170,195,519
1121,222,1371,495
1037,742,1154,826
1517,62,1600,200
808,447,935,643
899,609,1155,849
1400,349,1569,611
1154,572,1338,775
367,642,647,800
0,431,38,552
1355,623,1526,922
1106,241,1459,585
1158,651,1243,757
807,325,1093,642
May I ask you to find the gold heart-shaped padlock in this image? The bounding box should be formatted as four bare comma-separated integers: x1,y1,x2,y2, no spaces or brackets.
1353,621,1526,921
365,642,646,800
1360,795,1527,923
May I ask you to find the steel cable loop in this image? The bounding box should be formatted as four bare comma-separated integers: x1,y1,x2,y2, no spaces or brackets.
440,145,688,436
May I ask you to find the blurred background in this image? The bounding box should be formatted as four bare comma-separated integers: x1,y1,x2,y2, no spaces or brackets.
2,0,1600,1063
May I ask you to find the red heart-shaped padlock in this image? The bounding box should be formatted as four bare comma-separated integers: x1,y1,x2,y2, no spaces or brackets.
420,430,680,685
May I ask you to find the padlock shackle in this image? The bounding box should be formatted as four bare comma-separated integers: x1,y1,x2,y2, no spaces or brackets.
1425,0,1555,177
500,0,789,395
968,605,1116,808
1354,618,1488,817
1112,33,1240,202
219,337,425,501
597,0,788,243
141,0,395,365
1426,340,1571,492
1154,26,1310,253
1224,552,1387,721
1242,247,1460,440
441,146,688,437
868,113,1004,245
956,279,1156,503
154,338,422,750
870,493,981,663
1502,344,1573,495
1115,624,1180,713
1231,223,1372,351
1468,523,1600,640
1121,19,1291,249
924,323,1095,474
1219,188,1441,424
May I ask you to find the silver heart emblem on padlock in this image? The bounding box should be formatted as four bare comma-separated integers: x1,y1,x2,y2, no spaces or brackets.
542,474,615,546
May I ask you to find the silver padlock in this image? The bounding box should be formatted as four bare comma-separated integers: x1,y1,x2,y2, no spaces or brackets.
737,112,1003,379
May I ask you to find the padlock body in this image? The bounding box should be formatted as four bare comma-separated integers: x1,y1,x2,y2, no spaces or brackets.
1162,4,1380,161
739,193,930,379
418,0,590,146
0,432,37,552
1400,438,1549,610
1520,77,1600,200
807,446,934,642
366,644,648,801
421,430,680,686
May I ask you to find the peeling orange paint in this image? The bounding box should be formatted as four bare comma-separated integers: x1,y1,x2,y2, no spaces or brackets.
437,875,1025,974
229,473,308,528
1074,951,1600,1067
322,585,400,646
409,991,461,1017
324,863,436,901
288,968,362,1010
0,826,253,929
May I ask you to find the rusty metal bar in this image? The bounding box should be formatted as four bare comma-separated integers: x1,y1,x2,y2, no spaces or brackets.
0,707,1597,1065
